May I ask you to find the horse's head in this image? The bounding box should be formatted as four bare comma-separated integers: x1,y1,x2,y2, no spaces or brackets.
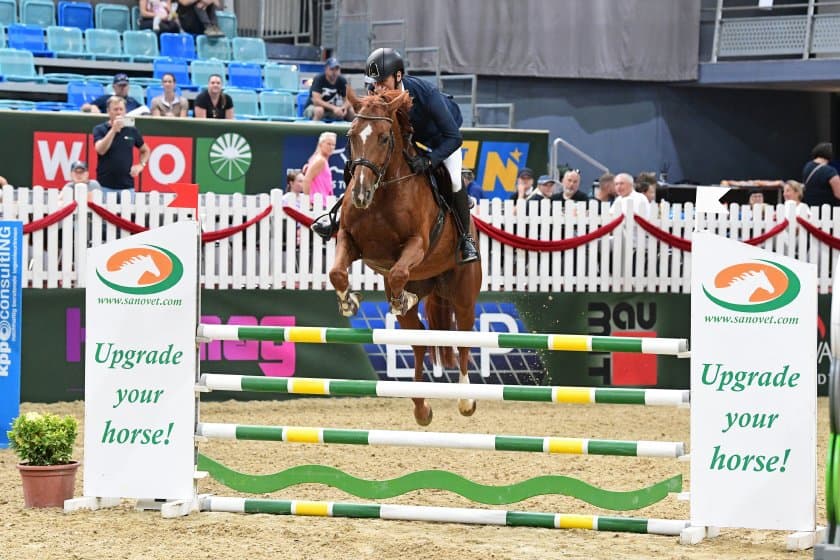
346,90,411,208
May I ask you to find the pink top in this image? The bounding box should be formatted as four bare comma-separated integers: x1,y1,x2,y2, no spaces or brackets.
306,155,333,207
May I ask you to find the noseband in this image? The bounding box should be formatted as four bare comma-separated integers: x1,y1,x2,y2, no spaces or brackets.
348,113,395,190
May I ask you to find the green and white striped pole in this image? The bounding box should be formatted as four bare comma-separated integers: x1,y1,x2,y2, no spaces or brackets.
197,423,686,458
202,497,690,536
200,374,691,407
197,324,689,356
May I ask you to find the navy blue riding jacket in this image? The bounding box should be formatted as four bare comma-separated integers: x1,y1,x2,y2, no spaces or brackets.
402,75,463,167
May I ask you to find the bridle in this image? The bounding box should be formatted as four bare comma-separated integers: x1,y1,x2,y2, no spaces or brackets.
348,112,416,189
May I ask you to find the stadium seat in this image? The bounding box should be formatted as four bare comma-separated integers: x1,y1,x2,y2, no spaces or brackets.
0,25,6,47
0,0,16,26
263,62,298,91
190,58,225,87
128,76,160,87
43,71,84,83
83,73,110,84
130,5,138,29
225,87,262,119
46,25,91,58
58,1,93,30
95,3,129,33
0,47,46,81
259,90,296,121
7,23,53,56
296,90,309,117
144,83,181,106
216,10,236,38
35,100,75,111
66,79,104,107
159,32,195,60
122,29,157,62
227,61,261,89
196,34,230,60
0,99,36,109
231,37,265,63
85,28,128,60
152,56,196,90
20,0,56,27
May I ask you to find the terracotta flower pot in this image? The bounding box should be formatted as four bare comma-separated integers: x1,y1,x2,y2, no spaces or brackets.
16,461,80,508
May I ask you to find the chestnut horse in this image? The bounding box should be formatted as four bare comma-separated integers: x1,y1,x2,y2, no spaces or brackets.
328,90,482,426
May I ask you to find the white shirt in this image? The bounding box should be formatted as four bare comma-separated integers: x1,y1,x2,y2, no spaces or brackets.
610,190,651,218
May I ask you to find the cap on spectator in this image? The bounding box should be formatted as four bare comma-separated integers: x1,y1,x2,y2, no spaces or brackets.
325,57,340,69
113,73,129,85
537,175,556,185
71,160,87,172
517,167,534,180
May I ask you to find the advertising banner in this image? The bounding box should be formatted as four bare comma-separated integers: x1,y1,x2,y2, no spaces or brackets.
84,221,197,500
0,222,22,448
690,231,816,530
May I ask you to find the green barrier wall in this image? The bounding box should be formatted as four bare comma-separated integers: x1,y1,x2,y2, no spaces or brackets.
3,111,548,199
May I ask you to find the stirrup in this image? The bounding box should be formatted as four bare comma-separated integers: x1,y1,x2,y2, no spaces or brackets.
458,234,479,265
311,215,338,241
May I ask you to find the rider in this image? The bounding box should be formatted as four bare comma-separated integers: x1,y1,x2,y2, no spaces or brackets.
311,48,480,265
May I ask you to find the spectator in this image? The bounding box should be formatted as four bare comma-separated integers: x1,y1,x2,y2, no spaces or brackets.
610,172,650,217
82,73,142,114
557,169,587,202
93,96,150,200
593,172,616,203
0,175,7,187
511,167,535,201
150,73,188,118
303,58,355,122
528,175,560,203
302,132,336,208
462,168,482,204
636,181,656,203
748,189,764,208
802,142,840,207
194,75,234,119
783,179,810,217
176,0,224,37
62,160,102,192
138,0,179,33
282,169,305,206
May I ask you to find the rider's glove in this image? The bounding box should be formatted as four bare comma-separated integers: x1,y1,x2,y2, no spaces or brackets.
407,154,433,174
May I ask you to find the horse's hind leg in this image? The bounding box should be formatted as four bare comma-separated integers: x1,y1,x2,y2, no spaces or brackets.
454,265,481,417
392,296,432,426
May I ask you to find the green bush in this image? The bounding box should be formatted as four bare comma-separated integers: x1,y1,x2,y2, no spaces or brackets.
7,412,78,466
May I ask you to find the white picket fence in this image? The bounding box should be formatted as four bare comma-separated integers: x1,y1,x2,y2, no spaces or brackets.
3,184,839,293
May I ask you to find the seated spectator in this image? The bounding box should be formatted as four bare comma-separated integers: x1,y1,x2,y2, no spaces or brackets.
557,169,587,202
527,175,560,203
462,168,482,205
150,73,188,118
138,0,180,33
176,0,224,37
82,73,142,114
610,172,650,217
63,160,102,192
303,58,355,122
194,75,234,119
593,172,616,203
511,167,535,201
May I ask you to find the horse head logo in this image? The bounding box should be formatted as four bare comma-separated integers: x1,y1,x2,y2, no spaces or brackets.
702,260,799,313
96,245,184,295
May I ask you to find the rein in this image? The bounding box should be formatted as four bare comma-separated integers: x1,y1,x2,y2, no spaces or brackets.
349,112,416,189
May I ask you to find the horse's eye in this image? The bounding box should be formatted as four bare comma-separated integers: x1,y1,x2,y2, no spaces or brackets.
379,134,389,144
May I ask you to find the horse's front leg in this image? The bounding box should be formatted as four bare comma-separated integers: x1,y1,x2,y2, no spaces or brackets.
387,235,425,315
329,229,362,317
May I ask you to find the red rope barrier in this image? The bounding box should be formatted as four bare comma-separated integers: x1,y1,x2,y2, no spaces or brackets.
634,215,789,251
797,216,840,250
472,215,624,252
22,201,78,234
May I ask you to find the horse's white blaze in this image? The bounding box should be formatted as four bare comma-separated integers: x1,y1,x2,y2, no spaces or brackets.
359,123,373,145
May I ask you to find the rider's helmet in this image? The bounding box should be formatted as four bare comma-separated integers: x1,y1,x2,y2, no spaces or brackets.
365,48,405,84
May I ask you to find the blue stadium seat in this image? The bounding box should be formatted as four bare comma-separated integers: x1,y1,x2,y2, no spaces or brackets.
20,0,56,27
225,87,261,119
7,23,53,56
83,73,110,84
122,29,157,62
227,61,261,89
85,28,129,60
216,10,236,38
0,0,16,26
46,25,92,58
58,1,93,30
35,100,75,111
152,56,197,90
159,32,195,60
196,34,230,60
259,90,296,121
128,76,160,87
0,47,46,81
263,62,298,91
43,71,84,83
66,79,104,107
296,90,309,117
145,83,181,106
190,58,225,87
231,37,265,63
130,5,138,29
95,3,129,33
0,99,36,109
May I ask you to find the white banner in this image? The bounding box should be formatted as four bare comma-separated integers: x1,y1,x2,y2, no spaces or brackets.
84,221,198,500
690,232,816,530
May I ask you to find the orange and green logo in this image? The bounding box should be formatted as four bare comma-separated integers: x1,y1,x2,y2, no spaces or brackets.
96,245,183,294
702,259,800,312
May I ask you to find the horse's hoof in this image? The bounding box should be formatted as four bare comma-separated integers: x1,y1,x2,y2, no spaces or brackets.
458,400,477,417
338,291,361,317
414,406,433,426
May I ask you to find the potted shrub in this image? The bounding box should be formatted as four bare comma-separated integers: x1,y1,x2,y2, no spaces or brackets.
7,411,80,508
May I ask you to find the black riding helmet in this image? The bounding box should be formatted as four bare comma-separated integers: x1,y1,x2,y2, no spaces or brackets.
365,48,405,84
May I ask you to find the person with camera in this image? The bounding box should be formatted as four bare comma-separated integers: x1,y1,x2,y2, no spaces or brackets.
93,96,150,201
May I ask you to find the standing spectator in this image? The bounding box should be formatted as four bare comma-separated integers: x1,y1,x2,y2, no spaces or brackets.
462,168,482,204
62,160,102,192
511,167,535,201
150,73,188,118
176,0,224,37
283,169,305,204
0,176,7,187
303,58,355,122
610,172,650,217
138,0,179,33
82,73,142,114
302,132,336,208
194,75,234,119
558,169,587,202
802,142,840,207
636,181,656,203
783,179,810,217
527,175,560,203
593,172,616,203
93,97,150,200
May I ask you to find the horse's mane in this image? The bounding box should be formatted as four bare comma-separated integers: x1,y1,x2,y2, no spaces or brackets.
359,90,413,137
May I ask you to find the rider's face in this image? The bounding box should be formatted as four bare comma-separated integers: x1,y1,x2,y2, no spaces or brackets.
373,74,399,94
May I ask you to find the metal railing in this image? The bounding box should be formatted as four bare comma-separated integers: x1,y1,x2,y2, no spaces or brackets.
549,137,610,181
234,0,315,42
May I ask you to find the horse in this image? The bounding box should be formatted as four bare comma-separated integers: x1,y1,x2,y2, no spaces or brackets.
327,89,482,426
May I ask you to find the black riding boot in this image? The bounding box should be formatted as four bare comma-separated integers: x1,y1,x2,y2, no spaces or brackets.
311,195,343,241
452,188,479,264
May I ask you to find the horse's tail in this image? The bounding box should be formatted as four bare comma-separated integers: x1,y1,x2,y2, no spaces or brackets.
425,293,457,369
